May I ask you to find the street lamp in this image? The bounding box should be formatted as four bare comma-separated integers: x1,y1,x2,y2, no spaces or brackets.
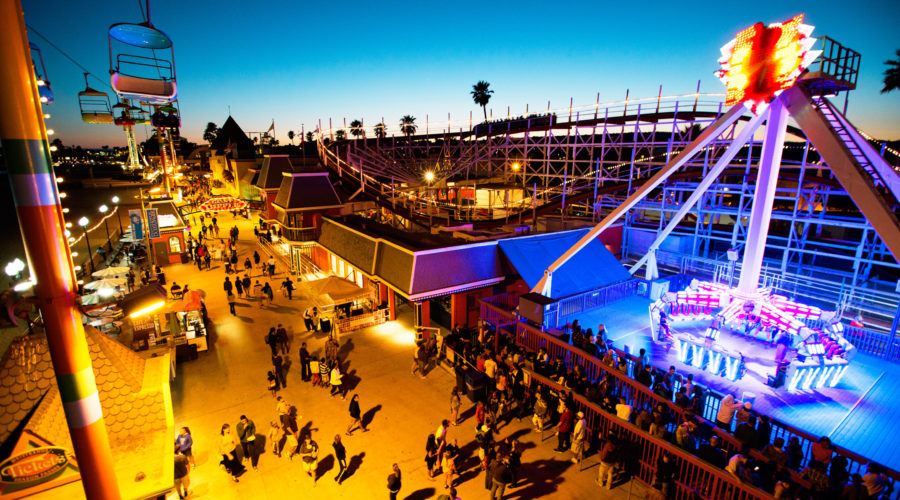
424,171,435,228
99,205,111,253
5,258,25,280
111,196,123,236
78,217,94,274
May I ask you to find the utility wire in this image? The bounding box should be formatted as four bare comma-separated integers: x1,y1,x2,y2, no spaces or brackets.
25,24,113,91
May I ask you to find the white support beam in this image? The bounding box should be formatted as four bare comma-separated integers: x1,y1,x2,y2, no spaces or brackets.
533,104,747,296
629,107,769,277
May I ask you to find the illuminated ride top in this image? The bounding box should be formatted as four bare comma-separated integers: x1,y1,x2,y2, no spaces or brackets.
532,14,899,393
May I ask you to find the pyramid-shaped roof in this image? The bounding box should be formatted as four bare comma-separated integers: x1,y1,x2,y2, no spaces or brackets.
211,116,255,159
273,171,343,211
255,155,293,191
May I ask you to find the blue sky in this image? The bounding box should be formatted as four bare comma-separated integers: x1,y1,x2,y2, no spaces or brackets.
22,0,900,148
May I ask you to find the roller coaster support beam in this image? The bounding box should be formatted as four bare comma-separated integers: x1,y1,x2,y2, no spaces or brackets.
0,0,122,498
629,107,769,280
533,104,746,296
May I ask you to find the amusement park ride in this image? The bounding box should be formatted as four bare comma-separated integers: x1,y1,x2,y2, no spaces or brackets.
534,14,900,393
75,1,179,189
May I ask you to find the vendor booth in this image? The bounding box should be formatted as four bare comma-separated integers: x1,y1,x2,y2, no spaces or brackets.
311,276,387,334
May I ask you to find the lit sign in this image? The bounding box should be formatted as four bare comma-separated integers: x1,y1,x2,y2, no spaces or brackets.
716,14,820,114
0,447,69,484
199,196,247,213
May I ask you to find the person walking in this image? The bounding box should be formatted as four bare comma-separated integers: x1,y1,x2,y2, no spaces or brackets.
318,357,330,387
441,449,457,491
175,427,195,469
276,324,289,355
267,370,279,396
235,276,244,297
173,449,190,499
218,424,244,482
282,276,294,300
298,433,319,486
267,421,284,457
330,362,345,399
236,415,259,471
449,388,462,426
490,456,511,500
265,328,278,356
262,282,274,307
387,463,402,500
227,291,236,315
223,276,233,295
303,307,314,332
273,353,287,388
253,250,261,269
299,342,311,381
346,393,368,435
253,281,263,307
333,435,347,484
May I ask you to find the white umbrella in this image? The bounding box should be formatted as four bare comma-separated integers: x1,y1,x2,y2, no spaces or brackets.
89,317,113,327
92,267,130,278
81,293,104,305
83,278,126,290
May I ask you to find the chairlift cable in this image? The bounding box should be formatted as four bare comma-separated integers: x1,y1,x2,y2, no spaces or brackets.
25,24,113,91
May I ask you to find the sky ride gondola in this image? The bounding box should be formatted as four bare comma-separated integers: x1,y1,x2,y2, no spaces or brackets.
108,18,176,104
78,73,114,124
28,42,53,104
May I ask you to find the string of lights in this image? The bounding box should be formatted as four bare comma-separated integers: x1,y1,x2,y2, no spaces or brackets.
66,206,120,247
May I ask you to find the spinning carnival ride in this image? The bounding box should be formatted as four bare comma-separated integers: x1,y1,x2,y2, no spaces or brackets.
535,14,900,393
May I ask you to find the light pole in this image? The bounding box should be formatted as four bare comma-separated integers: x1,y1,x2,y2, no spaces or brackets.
424,171,435,228
112,196,123,236
78,217,93,274
99,205,111,253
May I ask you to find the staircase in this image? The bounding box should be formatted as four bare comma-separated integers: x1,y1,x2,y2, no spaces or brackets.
783,85,900,261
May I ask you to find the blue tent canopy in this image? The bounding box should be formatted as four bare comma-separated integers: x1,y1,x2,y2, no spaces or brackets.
498,228,631,299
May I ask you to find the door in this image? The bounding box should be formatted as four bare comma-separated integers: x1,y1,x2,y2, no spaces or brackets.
154,241,168,267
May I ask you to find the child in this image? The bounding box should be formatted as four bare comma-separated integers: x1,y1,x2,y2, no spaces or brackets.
267,370,279,397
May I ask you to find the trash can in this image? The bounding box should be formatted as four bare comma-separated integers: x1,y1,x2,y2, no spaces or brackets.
320,318,332,334
465,369,485,403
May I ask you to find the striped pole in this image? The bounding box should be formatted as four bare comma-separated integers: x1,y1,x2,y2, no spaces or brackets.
0,1,121,498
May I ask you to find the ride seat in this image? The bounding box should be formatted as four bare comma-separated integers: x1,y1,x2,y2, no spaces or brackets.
111,73,176,101
82,113,114,124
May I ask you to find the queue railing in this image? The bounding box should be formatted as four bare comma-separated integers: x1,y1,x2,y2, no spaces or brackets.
505,320,899,496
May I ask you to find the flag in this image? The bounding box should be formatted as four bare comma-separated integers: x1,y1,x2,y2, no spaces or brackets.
267,121,275,134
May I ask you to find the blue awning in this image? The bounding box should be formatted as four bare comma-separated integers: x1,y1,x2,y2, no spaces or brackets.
498,228,631,299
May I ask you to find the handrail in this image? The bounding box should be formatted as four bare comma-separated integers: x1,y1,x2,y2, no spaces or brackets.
520,366,775,499
496,314,900,494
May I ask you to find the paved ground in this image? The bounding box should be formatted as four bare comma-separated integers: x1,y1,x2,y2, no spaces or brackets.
163,210,650,500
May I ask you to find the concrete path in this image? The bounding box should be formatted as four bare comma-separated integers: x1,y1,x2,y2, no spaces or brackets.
164,210,647,500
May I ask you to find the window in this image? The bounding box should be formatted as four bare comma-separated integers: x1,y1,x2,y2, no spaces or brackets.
168,236,182,253
331,254,337,272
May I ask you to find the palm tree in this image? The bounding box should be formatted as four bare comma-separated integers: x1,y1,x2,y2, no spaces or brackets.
374,122,387,139
349,119,363,138
471,80,494,120
399,115,417,136
335,129,347,141
203,122,218,145
883,49,900,93
287,130,295,144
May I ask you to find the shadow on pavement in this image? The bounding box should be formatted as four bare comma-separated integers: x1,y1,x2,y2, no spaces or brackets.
362,404,382,428
502,458,569,500
342,451,365,481
403,487,435,500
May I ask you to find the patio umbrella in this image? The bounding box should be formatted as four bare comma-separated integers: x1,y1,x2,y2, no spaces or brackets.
83,278,126,290
89,317,114,327
81,293,105,306
92,266,130,278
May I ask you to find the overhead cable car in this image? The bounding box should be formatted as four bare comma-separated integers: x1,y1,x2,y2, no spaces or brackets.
108,19,177,104
29,42,53,105
78,73,114,124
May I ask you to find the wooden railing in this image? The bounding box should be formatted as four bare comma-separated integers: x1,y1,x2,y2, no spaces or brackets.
522,368,774,499
505,320,900,496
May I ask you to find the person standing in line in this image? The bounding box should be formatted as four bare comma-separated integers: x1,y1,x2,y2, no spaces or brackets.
346,393,368,435
227,291,236,315
555,405,574,452
330,362,345,399
387,463,402,500
236,415,259,471
298,433,319,486
449,388,462,426
218,423,244,482
173,449,190,499
571,411,587,464
716,394,741,430
276,324,289,355
175,427,195,469
333,434,347,484
272,353,287,388
489,456,511,500
299,342,311,381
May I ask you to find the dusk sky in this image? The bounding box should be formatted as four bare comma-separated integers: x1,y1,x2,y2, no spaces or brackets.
21,0,900,148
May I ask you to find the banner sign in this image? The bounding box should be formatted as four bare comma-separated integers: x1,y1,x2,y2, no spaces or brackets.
146,208,160,239
199,196,247,213
128,209,143,240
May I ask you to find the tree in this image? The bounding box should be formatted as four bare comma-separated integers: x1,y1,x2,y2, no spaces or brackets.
471,80,494,120
306,131,314,143
349,119,363,138
335,129,347,141
287,130,295,144
50,138,63,149
203,122,218,145
882,49,900,93
399,115,417,136
374,122,387,139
